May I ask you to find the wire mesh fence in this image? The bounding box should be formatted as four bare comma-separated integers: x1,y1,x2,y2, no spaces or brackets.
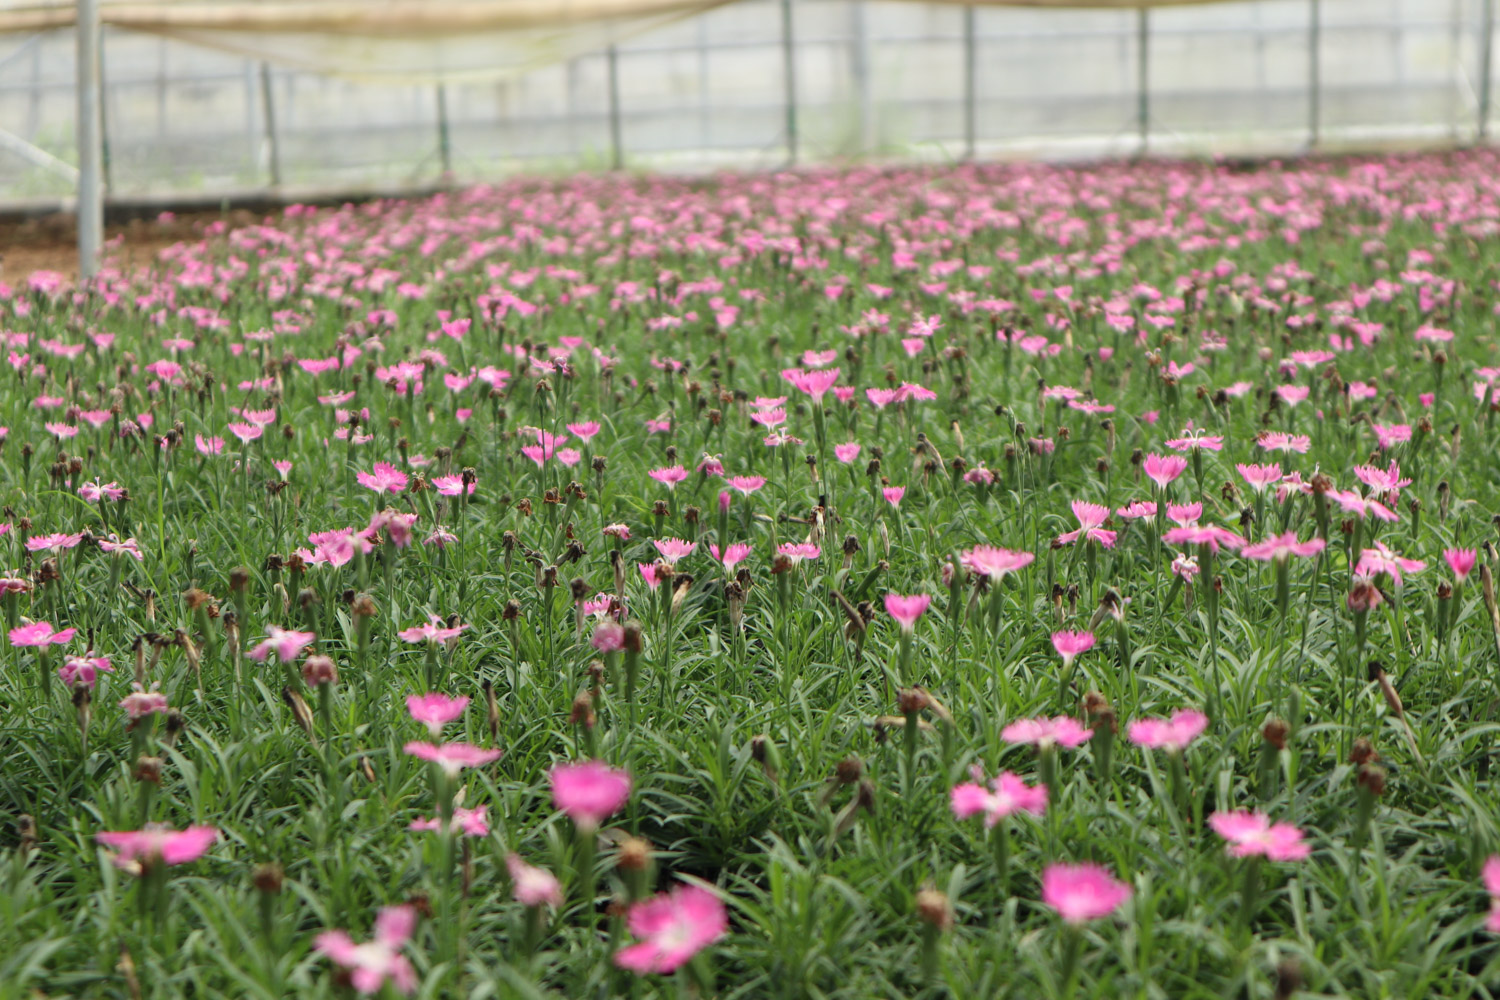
0,0,1494,201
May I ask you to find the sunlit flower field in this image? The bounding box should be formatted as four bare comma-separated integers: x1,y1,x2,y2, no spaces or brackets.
4,152,1500,998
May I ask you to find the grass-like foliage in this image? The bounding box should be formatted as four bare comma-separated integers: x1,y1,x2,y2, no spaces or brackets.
3,154,1500,999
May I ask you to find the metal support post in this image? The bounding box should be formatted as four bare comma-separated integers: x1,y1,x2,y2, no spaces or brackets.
436,83,452,175
963,5,977,160
607,44,624,170
1136,7,1149,154
260,63,282,187
1308,0,1321,147
852,1,873,157
1481,0,1494,140
781,0,798,164
76,0,104,279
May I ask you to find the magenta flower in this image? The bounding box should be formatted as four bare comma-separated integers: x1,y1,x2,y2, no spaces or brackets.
315,905,419,996
1041,862,1133,923
507,853,564,910
1483,855,1500,932
882,486,906,508
1241,532,1326,562
1209,810,1312,861
615,883,729,975
59,654,113,690
406,693,469,737
95,824,218,873
25,532,83,553
397,615,469,644
1143,453,1188,489
409,805,489,838
1445,548,1478,584
950,769,1047,827
403,741,501,777
1056,501,1116,549
1126,709,1208,753
550,760,632,830
356,461,409,494
653,538,696,564
834,442,862,463
961,545,1036,580
648,465,689,490
1051,630,1095,667
1002,715,1092,749
9,621,77,647
884,593,932,632
247,625,316,663
639,562,665,589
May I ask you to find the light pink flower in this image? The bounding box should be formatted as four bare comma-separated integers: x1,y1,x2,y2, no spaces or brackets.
1127,709,1208,753
408,805,489,838
603,523,632,541
1143,453,1188,489
247,625,316,663
397,615,468,644
314,905,419,996
777,542,820,563
1355,541,1425,585
1041,862,1132,923
431,474,475,496
1056,501,1116,549
1236,463,1283,493
98,535,144,561
950,769,1047,827
884,593,931,631
25,532,83,553
592,620,625,653
834,442,862,463
95,824,218,872
648,465,689,490
1209,810,1312,861
1241,532,1326,562
961,545,1035,580
403,741,501,777
550,760,632,830
727,475,766,495
1051,630,1095,666
1327,489,1400,523
710,543,751,571
507,853,564,909
1001,715,1092,749
119,683,169,719
1163,525,1245,553
9,621,76,647
782,367,841,403
615,883,729,975
653,538,696,564
406,693,468,737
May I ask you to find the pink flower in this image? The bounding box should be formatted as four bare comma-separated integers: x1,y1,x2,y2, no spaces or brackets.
1256,431,1311,454
884,593,932,631
403,741,501,777
1445,548,1477,584
397,615,469,644
1483,855,1500,933
1163,525,1245,553
1164,429,1224,452
356,462,409,494
648,465,689,490
727,475,766,495
1143,453,1188,489
1002,715,1092,749
639,562,666,589
603,523,632,541
247,625,316,663
9,621,77,647
882,486,906,508
1209,810,1312,861
95,824,218,872
550,760,632,830
710,542,752,571
777,542,821,563
1051,630,1095,666
406,693,468,737
653,538,696,564
1274,384,1310,407
1237,463,1283,493
507,853,564,909
592,620,625,653
961,545,1035,580
950,769,1047,827
194,434,225,456
25,531,83,553
119,683,169,719
409,805,489,838
1241,532,1326,562
782,367,841,403
1056,501,1116,549
834,442,862,463
1355,541,1425,585
59,654,112,689
99,535,144,561
615,883,728,975
1327,489,1399,523
431,474,475,496
1040,862,1132,923
1127,709,1208,753
314,905,419,995
566,421,601,441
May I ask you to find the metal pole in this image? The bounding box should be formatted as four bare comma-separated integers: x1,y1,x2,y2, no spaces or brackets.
76,0,103,279
260,63,282,187
963,5,976,160
607,45,624,170
1136,7,1149,154
781,0,798,165
851,1,873,158
1481,0,1494,140
436,83,452,176
1308,0,1320,148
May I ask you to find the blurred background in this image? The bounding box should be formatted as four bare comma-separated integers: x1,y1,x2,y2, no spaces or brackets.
0,0,1492,204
